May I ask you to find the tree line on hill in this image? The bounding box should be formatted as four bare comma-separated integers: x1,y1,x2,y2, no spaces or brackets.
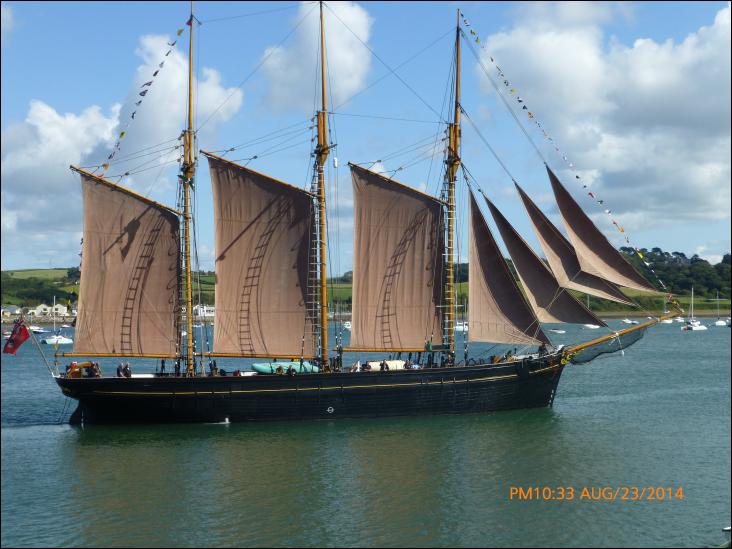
1,271,77,306
328,247,730,304
620,248,730,299
1,248,729,308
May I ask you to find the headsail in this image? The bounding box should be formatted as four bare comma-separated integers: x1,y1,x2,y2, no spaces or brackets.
205,153,317,357
349,164,444,351
484,195,606,327
468,192,550,345
73,169,180,356
514,183,634,306
547,166,656,293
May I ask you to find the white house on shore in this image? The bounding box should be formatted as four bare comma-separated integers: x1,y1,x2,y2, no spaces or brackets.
1,305,22,317
25,303,69,317
192,304,214,318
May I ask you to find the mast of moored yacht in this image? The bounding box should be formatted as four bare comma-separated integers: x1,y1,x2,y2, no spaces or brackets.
182,0,195,375
444,9,461,358
315,1,330,367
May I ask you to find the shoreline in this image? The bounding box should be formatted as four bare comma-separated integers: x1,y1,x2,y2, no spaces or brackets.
3,310,731,327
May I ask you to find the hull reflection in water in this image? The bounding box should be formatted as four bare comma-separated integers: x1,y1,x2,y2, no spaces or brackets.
56,355,564,424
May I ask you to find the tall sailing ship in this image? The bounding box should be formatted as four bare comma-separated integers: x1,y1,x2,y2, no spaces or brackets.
49,3,678,424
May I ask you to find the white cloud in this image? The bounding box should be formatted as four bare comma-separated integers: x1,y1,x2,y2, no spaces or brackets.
477,3,731,226
1,3,12,43
695,245,722,265
262,1,373,112
511,2,635,28
1,34,242,269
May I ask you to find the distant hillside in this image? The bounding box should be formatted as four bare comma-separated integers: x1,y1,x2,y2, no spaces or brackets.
1,268,79,306
3,248,730,312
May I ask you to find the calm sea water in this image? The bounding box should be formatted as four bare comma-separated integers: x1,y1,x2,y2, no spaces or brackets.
1,321,730,548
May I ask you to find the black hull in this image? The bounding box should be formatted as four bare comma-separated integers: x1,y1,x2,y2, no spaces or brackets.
56,355,564,424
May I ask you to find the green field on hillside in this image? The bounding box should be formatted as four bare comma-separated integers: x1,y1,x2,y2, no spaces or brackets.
4,269,68,280
3,268,730,314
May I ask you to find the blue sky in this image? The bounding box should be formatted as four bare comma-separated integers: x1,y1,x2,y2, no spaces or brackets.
2,1,730,275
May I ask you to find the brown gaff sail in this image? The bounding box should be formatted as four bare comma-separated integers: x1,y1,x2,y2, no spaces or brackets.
468,192,550,345
514,183,634,306
547,166,657,293
205,153,316,358
74,171,180,356
484,195,606,327
349,164,444,351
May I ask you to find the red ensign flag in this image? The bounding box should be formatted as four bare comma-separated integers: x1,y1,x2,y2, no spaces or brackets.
3,319,30,355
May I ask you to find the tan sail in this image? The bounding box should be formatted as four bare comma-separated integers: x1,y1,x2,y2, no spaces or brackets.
349,163,444,351
468,192,550,345
73,170,180,356
547,166,656,293
484,195,606,327
205,152,317,357
514,183,634,305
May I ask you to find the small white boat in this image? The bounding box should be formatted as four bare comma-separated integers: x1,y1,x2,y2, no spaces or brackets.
40,334,74,345
621,318,639,325
681,287,707,331
40,296,74,344
583,324,600,329
713,292,728,326
660,319,673,324
454,321,468,333
29,325,48,334
673,316,685,323
548,329,566,334
342,321,352,331
61,324,72,328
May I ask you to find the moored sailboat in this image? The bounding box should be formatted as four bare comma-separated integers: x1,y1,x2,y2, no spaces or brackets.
681,287,708,331
43,3,679,424
39,296,74,346
714,291,728,326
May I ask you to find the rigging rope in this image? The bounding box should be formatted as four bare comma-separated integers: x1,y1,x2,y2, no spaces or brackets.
324,2,446,123
196,3,318,133
95,18,191,177
331,27,454,112
201,2,311,24
457,10,677,306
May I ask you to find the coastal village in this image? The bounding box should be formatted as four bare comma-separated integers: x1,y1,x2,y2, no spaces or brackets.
0,303,215,322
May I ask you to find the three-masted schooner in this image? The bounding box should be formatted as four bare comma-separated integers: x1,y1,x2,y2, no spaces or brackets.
53,3,678,424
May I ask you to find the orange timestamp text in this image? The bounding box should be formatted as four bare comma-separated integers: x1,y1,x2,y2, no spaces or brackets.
508,486,685,502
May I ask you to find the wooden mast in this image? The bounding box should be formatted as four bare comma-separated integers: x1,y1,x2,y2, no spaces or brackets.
445,10,461,358
183,0,195,375
316,1,330,368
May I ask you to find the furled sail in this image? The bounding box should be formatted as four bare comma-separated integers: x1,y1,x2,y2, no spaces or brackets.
349,164,444,350
73,169,180,356
484,195,606,327
205,153,316,357
468,192,550,345
547,166,657,293
514,183,634,306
